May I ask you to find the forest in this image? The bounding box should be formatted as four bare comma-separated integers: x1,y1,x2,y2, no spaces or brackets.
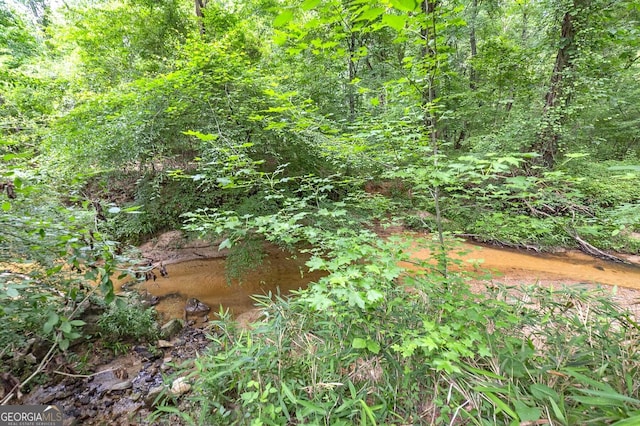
1,0,640,424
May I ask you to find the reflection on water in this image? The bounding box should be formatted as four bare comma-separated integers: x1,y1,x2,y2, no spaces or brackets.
118,239,640,321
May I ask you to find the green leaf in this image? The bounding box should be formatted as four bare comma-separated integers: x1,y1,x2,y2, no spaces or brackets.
123,205,142,213
573,388,640,405
1,201,10,211
61,321,72,333
513,400,542,422
382,14,407,31
301,0,321,10
366,289,384,302
463,365,507,380
530,383,560,402
6,287,19,298
274,10,294,27
359,399,377,424
390,0,419,12
348,291,365,309
182,130,218,141
69,320,86,326
548,397,566,424
216,177,233,187
355,7,385,22
46,265,63,276
43,313,59,334
476,389,517,419
352,337,367,349
612,414,640,426
306,256,326,271
59,339,70,351
218,238,232,250
366,339,380,354
281,381,298,404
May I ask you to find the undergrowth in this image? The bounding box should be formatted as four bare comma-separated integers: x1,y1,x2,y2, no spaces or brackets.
153,154,640,424
156,235,640,425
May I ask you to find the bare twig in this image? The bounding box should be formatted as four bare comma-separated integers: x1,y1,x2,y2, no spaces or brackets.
1,335,59,405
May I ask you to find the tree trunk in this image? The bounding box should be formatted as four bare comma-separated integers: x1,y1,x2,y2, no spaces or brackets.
421,0,437,132
533,1,585,168
194,0,206,35
421,0,448,278
468,0,478,90
347,32,357,119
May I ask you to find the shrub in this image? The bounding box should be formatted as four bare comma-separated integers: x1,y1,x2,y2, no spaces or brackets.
97,297,159,343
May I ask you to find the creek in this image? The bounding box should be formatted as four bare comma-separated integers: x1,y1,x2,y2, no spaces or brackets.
123,239,640,321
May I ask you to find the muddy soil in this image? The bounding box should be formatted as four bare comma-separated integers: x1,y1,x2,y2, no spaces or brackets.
23,325,211,426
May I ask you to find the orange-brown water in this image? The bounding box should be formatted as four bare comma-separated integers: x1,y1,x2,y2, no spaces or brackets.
132,250,324,320
410,242,640,288
123,240,640,321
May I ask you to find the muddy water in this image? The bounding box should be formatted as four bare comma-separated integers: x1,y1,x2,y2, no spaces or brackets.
128,240,640,321
134,250,324,320
410,242,640,288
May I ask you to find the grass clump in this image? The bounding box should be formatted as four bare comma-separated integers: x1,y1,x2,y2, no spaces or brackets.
97,297,160,343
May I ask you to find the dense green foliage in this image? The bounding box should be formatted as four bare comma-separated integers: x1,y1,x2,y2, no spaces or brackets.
169,266,640,424
1,0,639,421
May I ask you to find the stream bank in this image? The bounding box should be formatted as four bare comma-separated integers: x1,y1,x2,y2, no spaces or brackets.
20,231,640,425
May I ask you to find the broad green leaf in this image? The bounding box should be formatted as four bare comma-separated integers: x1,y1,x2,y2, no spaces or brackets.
352,337,367,349
43,313,59,333
59,339,70,351
1,201,10,211
306,256,326,271
216,177,233,187
366,289,384,302
218,238,232,250
301,0,321,10
382,14,407,31
513,400,542,422
274,10,294,27
355,7,385,22
366,339,380,354
61,321,72,333
348,291,365,308
390,0,419,12
530,383,560,401
6,287,19,297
